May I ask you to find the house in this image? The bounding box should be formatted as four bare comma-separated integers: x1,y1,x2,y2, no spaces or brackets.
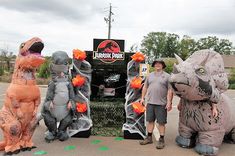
222,55,235,76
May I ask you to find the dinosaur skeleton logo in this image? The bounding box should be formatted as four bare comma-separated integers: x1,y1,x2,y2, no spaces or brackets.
93,40,124,63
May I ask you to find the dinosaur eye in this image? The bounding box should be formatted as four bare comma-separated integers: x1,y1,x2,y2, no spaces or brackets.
20,43,25,49
196,67,206,75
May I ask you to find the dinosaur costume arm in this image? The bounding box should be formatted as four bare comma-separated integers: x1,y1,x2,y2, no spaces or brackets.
45,81,56,102
67,82,75,109
9,97,23,119
33,97,41,117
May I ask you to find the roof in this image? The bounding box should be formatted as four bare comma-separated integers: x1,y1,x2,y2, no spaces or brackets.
222,55,235,68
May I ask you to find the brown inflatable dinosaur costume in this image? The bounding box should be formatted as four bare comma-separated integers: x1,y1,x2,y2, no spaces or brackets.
0,37,45,155
170,50,235,155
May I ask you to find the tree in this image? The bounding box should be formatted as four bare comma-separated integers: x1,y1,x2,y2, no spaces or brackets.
179,35,197,60
0,66,4,76
196,36,233,55
196,36,219,50
0,48,15,72
165,33,180,57
141,33,234,63
141,32,167,60
141,32,180,62
215,39,233,55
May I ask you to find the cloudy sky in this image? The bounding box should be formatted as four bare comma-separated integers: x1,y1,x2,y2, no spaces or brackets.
0,0,235,56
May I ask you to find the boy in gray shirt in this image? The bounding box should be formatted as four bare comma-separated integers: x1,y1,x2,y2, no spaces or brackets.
140,59,173,149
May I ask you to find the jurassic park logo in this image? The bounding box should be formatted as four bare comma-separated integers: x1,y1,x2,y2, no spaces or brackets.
93,39,125,63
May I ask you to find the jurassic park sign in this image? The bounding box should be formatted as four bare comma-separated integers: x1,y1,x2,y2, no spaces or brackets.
93,39,125,63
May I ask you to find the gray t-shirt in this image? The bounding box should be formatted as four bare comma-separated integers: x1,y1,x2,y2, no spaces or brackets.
145,71,170,105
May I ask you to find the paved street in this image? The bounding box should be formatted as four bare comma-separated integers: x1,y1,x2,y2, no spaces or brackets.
0,82,235,156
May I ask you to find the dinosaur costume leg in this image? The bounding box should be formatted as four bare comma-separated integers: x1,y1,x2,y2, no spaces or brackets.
194,129,225,155
43,110,57,142
0,110,22,154
20,99,40,150
176,122,196,148
224,128,235,144
20,117,38,150
57,113,72,141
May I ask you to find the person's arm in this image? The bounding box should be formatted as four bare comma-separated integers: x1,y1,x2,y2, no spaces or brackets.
165,75,173,111
212,103,218,118
140,77,149,105
165,89,173,111
140,84,147,104
209,87,220,118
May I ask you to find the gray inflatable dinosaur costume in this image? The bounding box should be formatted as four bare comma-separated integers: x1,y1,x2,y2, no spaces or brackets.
169,50,235,155
41,51,74,142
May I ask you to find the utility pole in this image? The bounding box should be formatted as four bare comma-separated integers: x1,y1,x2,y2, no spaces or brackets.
104,3,114,39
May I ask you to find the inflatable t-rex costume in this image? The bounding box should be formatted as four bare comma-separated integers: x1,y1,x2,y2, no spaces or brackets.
169,50,235,155
0,37,45,155
41,51,74,142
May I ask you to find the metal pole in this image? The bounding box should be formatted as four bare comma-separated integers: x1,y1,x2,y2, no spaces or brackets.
108,3,112,39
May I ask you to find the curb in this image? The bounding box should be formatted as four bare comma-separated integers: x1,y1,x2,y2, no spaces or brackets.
38,85,48,88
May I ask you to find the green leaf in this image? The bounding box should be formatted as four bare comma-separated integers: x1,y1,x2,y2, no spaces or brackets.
34,150,47,155
64,145,76,151
98,146,109,151
91,140,102,144
114,137,124,141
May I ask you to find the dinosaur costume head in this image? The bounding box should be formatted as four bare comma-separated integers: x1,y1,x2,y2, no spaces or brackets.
17,37,45,69
12,37,45,82
170,49,228,101
50,51,70,80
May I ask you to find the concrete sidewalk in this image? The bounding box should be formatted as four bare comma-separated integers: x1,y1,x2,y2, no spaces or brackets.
2,119,233,156
2,122,199,156
0,82,235,156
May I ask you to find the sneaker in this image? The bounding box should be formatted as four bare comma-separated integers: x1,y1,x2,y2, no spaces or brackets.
139,136,153,145
156,138,165,149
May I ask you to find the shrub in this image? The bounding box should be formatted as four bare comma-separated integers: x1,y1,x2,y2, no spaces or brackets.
38,58,50,79
36,78,51,85
164,58,177,73
229,84,235,90
0,74,11,83
0,67,4,76
229,68,235,84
